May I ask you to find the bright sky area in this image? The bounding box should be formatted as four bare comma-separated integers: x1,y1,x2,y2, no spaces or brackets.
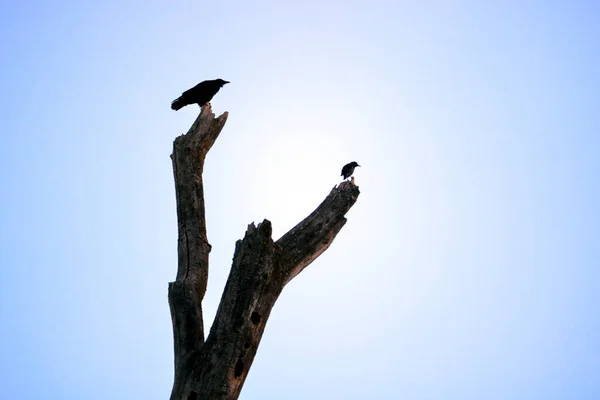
1,1,599,399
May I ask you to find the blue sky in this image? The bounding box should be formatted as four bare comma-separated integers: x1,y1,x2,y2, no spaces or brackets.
1,1,599,399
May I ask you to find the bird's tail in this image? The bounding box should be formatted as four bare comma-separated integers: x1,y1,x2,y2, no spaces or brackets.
171,97,185,111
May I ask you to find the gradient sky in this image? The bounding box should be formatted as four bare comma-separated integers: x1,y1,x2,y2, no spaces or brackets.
1,1,599,399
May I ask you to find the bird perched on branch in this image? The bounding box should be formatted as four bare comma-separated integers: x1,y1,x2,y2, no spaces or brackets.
341,161,360,180
171,79,230,111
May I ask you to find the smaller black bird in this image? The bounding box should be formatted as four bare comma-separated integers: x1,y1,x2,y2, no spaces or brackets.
171,79,229,111
341,161,360,180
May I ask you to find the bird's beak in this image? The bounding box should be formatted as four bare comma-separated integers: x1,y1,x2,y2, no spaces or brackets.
223,81,230,84
358,164,361,167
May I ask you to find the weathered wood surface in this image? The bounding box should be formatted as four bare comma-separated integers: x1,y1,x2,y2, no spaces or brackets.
168,105,360,400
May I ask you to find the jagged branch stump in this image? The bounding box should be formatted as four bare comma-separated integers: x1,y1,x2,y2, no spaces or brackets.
168,105,360,400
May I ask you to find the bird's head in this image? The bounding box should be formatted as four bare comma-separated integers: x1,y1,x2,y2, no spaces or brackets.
216,79,230,86
350,161,360,168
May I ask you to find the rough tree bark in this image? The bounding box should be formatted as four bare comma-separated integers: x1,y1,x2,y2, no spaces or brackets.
168,105,360,400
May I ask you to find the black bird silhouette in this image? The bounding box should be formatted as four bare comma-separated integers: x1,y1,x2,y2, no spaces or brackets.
171,79,229,111
341,161,360,180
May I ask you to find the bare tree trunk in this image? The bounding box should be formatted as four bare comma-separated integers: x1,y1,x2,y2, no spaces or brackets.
168,105,360,400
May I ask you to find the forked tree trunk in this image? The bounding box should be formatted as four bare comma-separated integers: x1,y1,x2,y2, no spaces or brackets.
168,105,360,400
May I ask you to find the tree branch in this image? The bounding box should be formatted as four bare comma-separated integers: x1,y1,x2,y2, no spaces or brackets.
277,181,360,284
168,104,228,395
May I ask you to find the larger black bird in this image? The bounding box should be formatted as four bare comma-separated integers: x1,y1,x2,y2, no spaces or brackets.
171,79,229,111
341,161,360,180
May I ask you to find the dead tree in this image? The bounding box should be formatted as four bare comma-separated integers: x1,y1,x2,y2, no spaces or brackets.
168,105,360,400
